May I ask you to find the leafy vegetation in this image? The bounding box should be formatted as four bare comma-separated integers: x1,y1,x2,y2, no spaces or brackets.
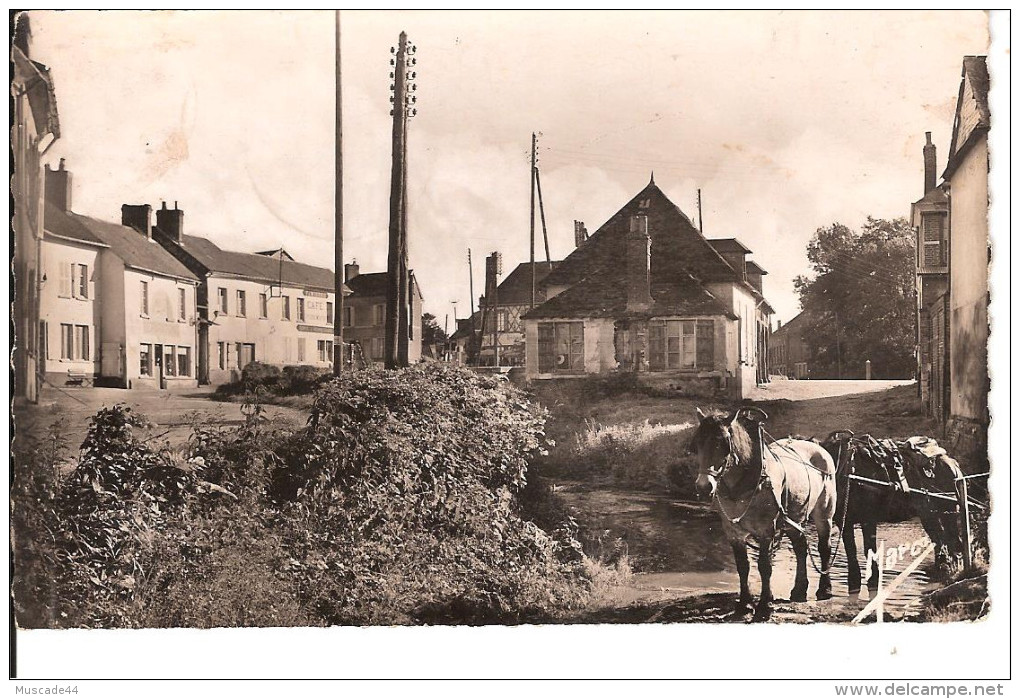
794,217,916,379
12,364,623,628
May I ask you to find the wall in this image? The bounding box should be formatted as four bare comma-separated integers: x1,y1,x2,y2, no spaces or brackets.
40,237,101,384
343,293,387,364
122,269,199,389
948,136,988,425
205,276,337,384
707,281,759,396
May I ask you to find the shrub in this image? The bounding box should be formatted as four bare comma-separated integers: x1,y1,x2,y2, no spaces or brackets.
271,363,599,623
241,361,282,391
281,364,329,394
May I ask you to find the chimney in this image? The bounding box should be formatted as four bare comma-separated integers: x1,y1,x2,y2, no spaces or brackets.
626,215,653,312
777,319,783,329
155,201,184,244
923,131,937,194
44,158,72,212
121,204,152,240
344,261,360,282
573,220,589,247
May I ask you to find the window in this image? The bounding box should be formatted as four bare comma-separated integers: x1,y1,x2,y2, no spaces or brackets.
371,337,384,359
649,319,715,371
163,345,177,376
297,337,306,362
236,290,246,317
60,324,73,360
373,304,385,326
326,301,334,324
318,340,333,363
140,281,150,316
178,288,187,321
537,322,584,373
236,343,255,369
297,297,306,322
922,213,946,268
217,342,226,370
497,309,508,332
218,288,228,315
177,346,191,377
74,264,89,299
75,325,90,361
140,344,152,376
259,293,268,319
343,306,355,327
282,295,291,320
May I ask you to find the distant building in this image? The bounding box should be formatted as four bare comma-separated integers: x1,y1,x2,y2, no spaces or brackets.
477,260,559,367
911,133,950,421
521,177,773,398
342,263,423,366
12,14,60,402
43,172,201,389
151,204,350,385
769,312,812,379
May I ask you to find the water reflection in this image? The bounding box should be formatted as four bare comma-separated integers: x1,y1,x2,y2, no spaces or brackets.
563,488,936,615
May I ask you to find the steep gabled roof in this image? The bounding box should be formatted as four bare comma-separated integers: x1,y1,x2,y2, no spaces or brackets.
490,261,559,306
524,179,755,320
944,55,990,180
45,205,198,281
541,179,741,291
175,234,336,290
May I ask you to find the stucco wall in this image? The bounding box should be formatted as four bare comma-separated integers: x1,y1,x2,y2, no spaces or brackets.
205,276,338,383
948,136,989,423
40,237,102,383
123,269,199,389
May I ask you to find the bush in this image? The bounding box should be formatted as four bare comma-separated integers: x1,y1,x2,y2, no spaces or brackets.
269,363,603,623
241,361,282,390
281,364,329,394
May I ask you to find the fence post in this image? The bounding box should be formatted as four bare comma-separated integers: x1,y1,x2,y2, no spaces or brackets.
865,359,872,380
956,476,973,570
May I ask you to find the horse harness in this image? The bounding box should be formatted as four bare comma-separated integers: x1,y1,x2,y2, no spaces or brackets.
714,423,833,557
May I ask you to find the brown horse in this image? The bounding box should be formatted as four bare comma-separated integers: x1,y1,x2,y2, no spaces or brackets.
687,407,837,621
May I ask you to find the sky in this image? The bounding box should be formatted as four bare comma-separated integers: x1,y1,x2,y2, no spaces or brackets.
28,10,991,325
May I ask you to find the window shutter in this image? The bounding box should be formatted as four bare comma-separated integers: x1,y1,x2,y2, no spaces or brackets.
60,263,72,297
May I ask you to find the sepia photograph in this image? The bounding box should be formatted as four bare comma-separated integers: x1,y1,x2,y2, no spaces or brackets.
9,8,1007,685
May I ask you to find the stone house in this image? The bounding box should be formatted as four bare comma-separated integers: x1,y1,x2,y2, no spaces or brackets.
769,312,812,379
42,173,201,390
521,177,773,397
341,263,423,366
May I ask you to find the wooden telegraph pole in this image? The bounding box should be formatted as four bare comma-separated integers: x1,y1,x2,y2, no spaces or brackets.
385,32,416,369
332,10,345,376
468,248,476,365
530,132,537,310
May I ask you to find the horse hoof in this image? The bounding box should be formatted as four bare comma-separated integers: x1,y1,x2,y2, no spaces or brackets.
753,605,773,622
731,603,752,618
848,586,861,595
816,589,834,601
790,589,808,603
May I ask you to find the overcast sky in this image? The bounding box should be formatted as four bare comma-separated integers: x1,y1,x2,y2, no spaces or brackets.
30,10,990,324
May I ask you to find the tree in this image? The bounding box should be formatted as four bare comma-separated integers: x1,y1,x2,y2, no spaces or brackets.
421,313,448,347
793,217,916,379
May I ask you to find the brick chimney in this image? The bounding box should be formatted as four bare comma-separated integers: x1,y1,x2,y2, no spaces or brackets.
156,201,184,243
573,220,589,247
626,215,653,312
923,131,937,194
344,261,360,282
121,204,152,240
44,158,71,212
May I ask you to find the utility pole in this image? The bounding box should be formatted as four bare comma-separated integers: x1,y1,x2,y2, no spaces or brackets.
697,188,704,232
468,248,476,365
385,32,416,369
530,132,537,309
536,168,551,263
332,10,345,376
